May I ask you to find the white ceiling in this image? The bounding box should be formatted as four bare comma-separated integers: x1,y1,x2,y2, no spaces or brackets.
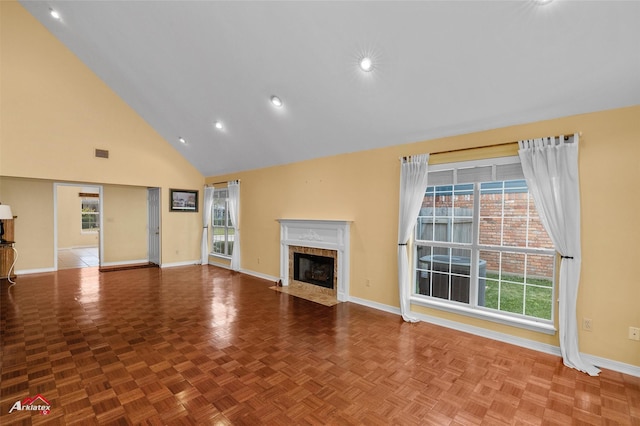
20,1,640,177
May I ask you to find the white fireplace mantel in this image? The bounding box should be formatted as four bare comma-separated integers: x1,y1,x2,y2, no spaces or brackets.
278,219,351,302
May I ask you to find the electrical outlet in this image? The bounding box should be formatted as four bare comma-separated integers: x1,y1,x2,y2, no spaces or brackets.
629,327,640,341
583,318,593,331
365,279,371,287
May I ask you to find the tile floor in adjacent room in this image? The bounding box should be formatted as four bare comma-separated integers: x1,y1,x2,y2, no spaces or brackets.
1,265,639,425
57,247,99,270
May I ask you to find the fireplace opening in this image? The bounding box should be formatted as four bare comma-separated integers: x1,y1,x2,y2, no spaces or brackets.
293,252,335,289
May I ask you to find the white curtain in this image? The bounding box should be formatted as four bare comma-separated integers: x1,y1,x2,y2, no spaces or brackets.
398,154,430,322
201,186,215,265
518,134,600,376
228,180,241,271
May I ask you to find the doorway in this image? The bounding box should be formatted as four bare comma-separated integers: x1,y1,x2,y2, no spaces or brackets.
55,183,103,270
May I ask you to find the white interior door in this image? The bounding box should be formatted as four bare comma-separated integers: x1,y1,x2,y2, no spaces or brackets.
148,187,161,265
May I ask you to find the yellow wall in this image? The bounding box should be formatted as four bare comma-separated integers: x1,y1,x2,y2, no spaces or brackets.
0,1,204,265
207,105,640,367
56,185,100,249
102,185,148,263
0,177,55,270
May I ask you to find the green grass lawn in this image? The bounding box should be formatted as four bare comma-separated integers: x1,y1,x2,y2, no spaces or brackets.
483,273,553,320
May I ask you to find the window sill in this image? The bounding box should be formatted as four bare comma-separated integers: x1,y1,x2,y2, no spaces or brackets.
209,253,231,260
410,295,557,335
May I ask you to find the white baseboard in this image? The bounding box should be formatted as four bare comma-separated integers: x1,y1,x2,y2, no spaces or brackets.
208,260,231,269
207,264,279,284
160,260,200,268
582,353,640,378
101,259,149,267
348,296,402,316
411,310,563,357
58,245,98,250
14,267,56,275
239,268,279,284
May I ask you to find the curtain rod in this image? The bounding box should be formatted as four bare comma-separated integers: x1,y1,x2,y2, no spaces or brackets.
400,132,579,160
205,179,241,187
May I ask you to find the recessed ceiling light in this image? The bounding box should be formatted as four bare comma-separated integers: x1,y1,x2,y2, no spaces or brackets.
359,56,374,72
50,9,61,20
178,137,186,144
214,121,223,130
270,95,283,108
534,0,554,4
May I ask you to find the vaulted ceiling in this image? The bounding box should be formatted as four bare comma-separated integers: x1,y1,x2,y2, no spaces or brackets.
20,1,640,177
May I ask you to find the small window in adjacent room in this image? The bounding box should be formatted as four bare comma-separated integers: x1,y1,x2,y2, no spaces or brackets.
80,193,100,232
413,156,556,331
211,188,235,257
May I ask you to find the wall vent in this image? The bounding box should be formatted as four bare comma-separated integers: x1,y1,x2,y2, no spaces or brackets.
95,149,109,159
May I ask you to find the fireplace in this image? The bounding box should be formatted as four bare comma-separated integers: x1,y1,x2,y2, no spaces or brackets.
278,219,351,302
294,252,335,289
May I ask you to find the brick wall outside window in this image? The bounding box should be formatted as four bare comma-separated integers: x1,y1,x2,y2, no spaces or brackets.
420,191,554,278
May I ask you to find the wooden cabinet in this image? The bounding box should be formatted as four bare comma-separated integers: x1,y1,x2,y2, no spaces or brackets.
1,218,16,279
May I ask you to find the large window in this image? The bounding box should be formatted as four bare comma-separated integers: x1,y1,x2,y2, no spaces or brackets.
414,158,556,328
211,188,235,257
81,194,100,232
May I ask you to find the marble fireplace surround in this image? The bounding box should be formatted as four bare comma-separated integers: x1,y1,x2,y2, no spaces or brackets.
278,219,351,302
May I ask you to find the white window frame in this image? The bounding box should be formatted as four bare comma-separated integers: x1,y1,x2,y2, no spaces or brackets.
80,193,100,233
411,156,557,334
210,188,234,258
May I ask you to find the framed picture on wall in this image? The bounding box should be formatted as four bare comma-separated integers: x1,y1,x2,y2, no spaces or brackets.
170,189,198,212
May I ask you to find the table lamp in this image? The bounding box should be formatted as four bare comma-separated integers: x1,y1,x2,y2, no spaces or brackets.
0,204,13,243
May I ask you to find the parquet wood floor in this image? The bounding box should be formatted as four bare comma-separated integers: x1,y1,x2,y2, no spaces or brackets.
1,266,638,425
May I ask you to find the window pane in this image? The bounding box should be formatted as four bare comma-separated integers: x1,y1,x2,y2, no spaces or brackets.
212,201,226,226
484,279,498,309
525,254,554,282
415,247,473,303
524,286,553,320
501,251,526,277
415,245,433,295
479,180,554,250
483,250,520,312
419,185,473,244
452,185,473,243
479,250,552,320
417,188,435,241
212,229,226,254
479,215,501,246
502,217,527,247
452,218,472,244
82,201,99,212
81,197,99,231
479,183,502,246
499,281,525,315
528,217,554,249
503,192,529,217
210,188,235,257
416,216,434,241
82,213,99,230
523,253,554,320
